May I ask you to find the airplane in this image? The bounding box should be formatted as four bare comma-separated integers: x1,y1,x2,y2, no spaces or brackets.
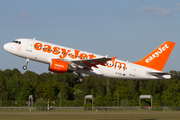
3,38,176,83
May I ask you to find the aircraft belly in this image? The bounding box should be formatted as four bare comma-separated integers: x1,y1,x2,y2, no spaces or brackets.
82,68,104,76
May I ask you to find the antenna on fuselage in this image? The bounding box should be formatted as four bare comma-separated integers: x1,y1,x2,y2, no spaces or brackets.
33,37,36,40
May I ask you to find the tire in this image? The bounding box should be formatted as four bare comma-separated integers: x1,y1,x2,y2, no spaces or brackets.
79,77,84,83
23,65,27,70
76,77,84,83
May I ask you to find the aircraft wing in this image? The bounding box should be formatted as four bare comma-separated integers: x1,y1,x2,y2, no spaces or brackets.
69,57,111,70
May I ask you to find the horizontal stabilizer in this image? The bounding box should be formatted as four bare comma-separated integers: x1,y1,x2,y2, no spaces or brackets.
148,72,170,76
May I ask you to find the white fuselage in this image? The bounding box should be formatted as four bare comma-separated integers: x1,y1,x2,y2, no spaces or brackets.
3,38,171,80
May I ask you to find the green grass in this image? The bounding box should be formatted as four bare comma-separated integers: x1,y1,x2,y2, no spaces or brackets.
0,111,180,120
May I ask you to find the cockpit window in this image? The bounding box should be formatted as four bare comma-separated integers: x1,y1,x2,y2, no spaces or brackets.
12,40,21,44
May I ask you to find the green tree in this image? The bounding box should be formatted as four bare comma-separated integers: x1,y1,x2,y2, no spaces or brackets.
93,96,104,107
23,71,39,86
60,82,70,101
73,89,85,100
3,69,13,80
161,84,180,106
0,70,6,94
113,86,130,102
6,78,21,100
43,80,55,100
34,82,44,100
19,82,34,101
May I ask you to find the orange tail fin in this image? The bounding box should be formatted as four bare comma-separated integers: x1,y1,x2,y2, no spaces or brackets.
133,41,176,71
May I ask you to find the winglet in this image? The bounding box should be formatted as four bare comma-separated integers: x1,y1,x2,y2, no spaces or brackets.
133,41,176,71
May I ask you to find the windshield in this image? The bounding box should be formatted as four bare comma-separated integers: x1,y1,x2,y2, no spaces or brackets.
12,40,21,44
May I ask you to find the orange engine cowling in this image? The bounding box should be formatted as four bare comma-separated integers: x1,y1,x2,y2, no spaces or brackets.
49,59,75,73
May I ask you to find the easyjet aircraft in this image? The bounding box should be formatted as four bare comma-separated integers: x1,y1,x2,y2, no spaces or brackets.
3,38,176,83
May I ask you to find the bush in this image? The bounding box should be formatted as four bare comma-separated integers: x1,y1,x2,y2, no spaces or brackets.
2,101,16,106
34,98,47,111
83,103,92,110
152,102,162,111
17,101,27,106
121,99,130,107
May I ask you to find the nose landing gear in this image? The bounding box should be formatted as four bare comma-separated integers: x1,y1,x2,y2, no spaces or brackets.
23,65,27,70
23,58,29,70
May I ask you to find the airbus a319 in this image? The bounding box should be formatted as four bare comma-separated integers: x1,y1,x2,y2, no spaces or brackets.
3,38,176,83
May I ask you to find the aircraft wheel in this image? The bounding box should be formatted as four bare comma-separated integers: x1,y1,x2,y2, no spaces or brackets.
76,77,84,83
78,77,84,83
23,65,27,70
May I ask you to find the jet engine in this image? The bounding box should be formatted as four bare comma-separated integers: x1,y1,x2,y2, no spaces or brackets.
49,59,75,73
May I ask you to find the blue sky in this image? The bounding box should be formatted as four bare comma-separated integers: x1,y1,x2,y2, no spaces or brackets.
0,0,180,74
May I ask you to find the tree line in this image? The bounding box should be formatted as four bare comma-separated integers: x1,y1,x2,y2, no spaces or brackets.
0,68,180,107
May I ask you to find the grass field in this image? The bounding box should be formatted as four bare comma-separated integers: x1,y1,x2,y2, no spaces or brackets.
0,111,180,120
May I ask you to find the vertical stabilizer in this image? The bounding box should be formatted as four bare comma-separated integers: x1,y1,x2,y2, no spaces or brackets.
133,41,176,71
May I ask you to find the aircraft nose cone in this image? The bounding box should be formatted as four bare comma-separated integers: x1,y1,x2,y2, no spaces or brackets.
3,43,8,51
3,43,11,52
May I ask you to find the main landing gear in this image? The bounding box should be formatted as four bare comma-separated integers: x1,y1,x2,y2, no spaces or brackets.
76,73,84,83
23,58,29,70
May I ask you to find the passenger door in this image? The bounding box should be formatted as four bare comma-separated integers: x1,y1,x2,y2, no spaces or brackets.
26,40,34,52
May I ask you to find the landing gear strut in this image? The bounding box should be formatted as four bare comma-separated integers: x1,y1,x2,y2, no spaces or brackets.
76,73,84,83
23,58,29,70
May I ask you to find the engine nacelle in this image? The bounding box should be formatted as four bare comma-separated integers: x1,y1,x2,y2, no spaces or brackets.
49,59,75,73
